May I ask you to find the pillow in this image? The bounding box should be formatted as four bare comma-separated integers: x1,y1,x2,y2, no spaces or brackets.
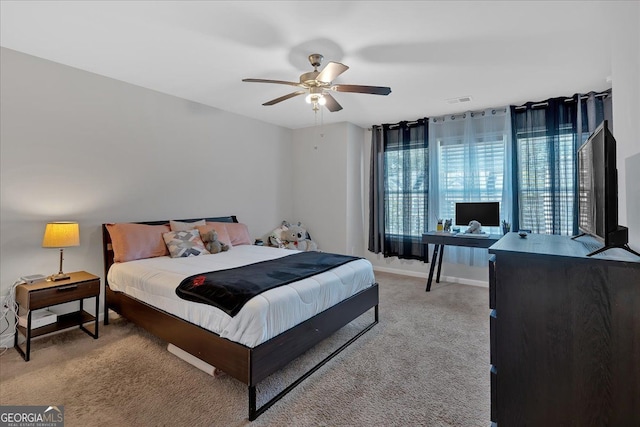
169,219,206,232
212,222,252,246
163,229,210,258
106,223,170,263
196,224,233,249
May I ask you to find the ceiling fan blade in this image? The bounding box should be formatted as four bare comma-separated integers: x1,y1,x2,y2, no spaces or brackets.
262,91,306,106
243,78,303,87
316,62,349,83
323,93,343,112
333,84,392,95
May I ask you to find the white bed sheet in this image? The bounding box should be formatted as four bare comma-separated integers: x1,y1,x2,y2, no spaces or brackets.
107,245,376,348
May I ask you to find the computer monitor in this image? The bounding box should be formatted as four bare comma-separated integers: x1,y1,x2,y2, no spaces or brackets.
455,202,500,226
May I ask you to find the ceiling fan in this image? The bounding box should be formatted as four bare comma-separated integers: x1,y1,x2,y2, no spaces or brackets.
242,53,391,112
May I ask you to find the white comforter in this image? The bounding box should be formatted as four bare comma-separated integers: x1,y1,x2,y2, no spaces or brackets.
107,245,375,348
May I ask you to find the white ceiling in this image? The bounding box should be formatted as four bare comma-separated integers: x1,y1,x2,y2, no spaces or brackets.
0,1,615,130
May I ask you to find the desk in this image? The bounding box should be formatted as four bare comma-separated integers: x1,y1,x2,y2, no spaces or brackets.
422,232,502,291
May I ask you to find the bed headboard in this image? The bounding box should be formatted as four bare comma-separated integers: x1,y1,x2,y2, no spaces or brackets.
102,215,238,284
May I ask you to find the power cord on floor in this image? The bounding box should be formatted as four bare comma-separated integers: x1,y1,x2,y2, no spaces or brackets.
0,280,23,355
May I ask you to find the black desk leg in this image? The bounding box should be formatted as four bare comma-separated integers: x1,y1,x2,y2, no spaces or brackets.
436,244,445,283
426,244,441,292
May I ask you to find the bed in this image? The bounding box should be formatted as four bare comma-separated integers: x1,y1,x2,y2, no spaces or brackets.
102,216,379,420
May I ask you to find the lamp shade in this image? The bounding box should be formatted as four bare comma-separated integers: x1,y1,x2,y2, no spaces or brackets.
42,222,80,248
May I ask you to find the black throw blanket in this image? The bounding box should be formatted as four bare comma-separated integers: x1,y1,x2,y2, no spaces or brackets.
176,251,361,316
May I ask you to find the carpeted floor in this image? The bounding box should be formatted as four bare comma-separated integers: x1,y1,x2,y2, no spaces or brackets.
0,272,490,427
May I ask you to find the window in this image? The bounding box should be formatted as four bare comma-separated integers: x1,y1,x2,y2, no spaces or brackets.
429,110,512,235
428,109,512,266
515,126,576,235
511,92,610,236
384,145,428,237
437,133,506,228
368,120,428,261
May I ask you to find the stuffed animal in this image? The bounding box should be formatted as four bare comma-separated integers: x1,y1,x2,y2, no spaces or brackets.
281,222,318,252
465,220,483,234
201,229,229,254
268,223,289,248
269,221,318,251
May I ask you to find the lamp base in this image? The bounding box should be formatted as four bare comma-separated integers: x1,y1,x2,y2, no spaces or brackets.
48,273,70,282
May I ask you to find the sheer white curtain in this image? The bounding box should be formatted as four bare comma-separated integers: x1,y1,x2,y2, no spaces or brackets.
428,108,512,265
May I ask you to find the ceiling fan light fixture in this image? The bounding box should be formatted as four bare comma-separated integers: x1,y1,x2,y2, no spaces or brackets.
305,93,326,105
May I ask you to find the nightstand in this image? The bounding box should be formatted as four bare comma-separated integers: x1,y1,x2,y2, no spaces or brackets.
14,271,100,361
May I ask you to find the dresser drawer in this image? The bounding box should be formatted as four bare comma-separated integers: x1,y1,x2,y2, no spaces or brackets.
488,255,496,309
490,309,497,366
490,365,498,423
27,280,99,310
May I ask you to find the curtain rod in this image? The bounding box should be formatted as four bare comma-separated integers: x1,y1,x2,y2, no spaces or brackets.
429,108,508,124
383,107,508,129
514,91,611,110
371,90,610,128
383,118,426,130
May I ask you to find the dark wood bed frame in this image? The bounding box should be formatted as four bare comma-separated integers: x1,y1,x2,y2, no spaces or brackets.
102,216,379,421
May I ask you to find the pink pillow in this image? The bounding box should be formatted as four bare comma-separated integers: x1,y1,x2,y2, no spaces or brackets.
169,219,206,232
197,223,233,248
209,222,252,246
106,223,170,262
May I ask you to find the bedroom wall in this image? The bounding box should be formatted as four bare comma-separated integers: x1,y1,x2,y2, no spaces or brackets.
346,123,366,257
610,2,640,250
0,48,294,328
291,121,365,256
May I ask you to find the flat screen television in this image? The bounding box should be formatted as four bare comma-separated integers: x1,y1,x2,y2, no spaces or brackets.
455,202,500,227
574,120,638,256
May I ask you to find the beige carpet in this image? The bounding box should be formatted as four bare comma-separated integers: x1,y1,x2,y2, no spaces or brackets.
0,272,490,426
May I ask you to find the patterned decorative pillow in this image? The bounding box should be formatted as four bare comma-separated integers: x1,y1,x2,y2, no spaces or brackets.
163,230,210,258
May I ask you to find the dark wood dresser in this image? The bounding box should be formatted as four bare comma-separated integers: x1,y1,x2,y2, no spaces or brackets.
488,232,640,426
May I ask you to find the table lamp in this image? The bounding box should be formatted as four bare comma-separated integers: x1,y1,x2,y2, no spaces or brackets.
42,221,80,281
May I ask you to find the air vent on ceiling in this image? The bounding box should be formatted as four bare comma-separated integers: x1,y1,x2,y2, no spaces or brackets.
446,96,473,104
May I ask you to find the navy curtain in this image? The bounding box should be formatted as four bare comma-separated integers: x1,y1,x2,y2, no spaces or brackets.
368,125,385,254
368,120,429,261
510,90,612,235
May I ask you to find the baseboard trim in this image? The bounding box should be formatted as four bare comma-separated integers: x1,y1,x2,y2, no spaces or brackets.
372,266,488,288
373,266,428,279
